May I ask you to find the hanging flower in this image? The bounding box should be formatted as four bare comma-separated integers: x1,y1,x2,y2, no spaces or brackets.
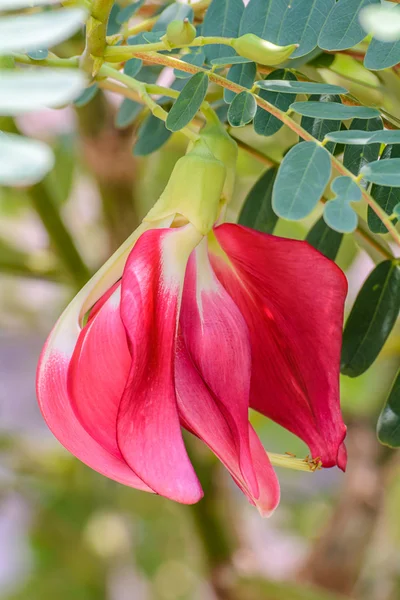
37,129,347,516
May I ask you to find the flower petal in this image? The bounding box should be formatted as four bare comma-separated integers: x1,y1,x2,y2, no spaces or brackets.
180,239,258,496
212,224,348,469
118,225,204,504
175,343,280,516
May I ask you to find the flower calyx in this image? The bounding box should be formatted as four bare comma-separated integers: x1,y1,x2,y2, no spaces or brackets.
163,19,197,48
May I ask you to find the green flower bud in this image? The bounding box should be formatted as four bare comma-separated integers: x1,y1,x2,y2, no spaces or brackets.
165,19,197,47
200,118,237,204
144,138,226,235
232,34,297,66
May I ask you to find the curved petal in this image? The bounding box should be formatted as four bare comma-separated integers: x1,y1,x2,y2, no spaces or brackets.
212,224,348,470
175,343,280,516
180,239,258,496
118,225,204,504
68,285,130,460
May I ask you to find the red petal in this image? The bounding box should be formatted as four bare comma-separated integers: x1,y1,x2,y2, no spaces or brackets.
180,240,258,496
212,224,348,470
176,343,280,516
68,285,130,459
118,225,204,504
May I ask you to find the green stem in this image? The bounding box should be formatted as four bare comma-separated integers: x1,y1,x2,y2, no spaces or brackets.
12,52,79,68
81,0,115,74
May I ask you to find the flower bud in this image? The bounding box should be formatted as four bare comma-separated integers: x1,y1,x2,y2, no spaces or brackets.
165,19,197,47
232,34,297,66
200,118,237,203
144,138,226,235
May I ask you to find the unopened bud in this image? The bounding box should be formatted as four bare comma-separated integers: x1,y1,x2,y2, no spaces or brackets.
200,118,237,203
165,19,197,47
232,34,297,66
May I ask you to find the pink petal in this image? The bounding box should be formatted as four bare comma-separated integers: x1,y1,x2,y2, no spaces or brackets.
180,239,258,496
176,343,280,516
68,285,130,459
118,225,204,504
212,224,348,470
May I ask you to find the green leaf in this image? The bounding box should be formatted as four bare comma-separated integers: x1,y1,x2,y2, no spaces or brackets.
341,260,400,377
115,99,142,129
306,216,343,260
239,167,278,233
369,144,400,233
301,94,342,154
323,176,362,233
74,83,98,108
27,49,48,60
224,61,256,103
254,69,296,137
210,56,252,66
173,50,205,79
278,0,335,58
116,0,145,25
153,3,194,31
361,158,400,186
326,129,400,145
202,0,244,61
227,91,256,127
272,141,331,220
360,4,400,42
107,3,122,36
291,102,380,120
318,0,379,51
166,72,208,131
343,117,383,184
377,370,400,448
0,8,85,54
0,69,86,115
255,80,348,95
0,131,54,186
364,37,400,70
133,114,172,156
240,0,307,47
124,58,143,78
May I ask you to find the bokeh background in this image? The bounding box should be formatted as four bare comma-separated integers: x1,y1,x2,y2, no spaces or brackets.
1,68,400,600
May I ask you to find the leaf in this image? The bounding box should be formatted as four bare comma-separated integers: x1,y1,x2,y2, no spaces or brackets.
227,91,256,127
318,0,379,51
343,117,383,184
0,8,85,54
27,49,48,61
255,80,348,95
0,69,86,115
133,114,172,156
116,0,145,25
306,216,343,260
107,3,122,36
115,99,142,129
240,0,294,44
341,260,400,377
361,158,400,186
291,102,380,120
369,144,400,233
74,83,98,108
224,61,256,103
301,94,343,154
202,0,244,61
323,176,362,233
0,132,54,186
173,50,205,79
239,167,278,233
166,73,208,131
153,3,194,31
377,370,400,448
360,3,400,42
124,58,143,78
278,0,335,58
364,36,400,70
210,56,252,66
272,141,331,220
254,69,297,137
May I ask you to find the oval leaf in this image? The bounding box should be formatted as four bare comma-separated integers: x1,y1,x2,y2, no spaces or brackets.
364,37,400,71
124,58,143,78
115,99,142,129
227,91,256,127
0,8,85,54
133,114,172,156
239,167,278,233
255,80,348,95
0,132,54,186
301,93,343,155
0,69,86,115
278,0,335,58
369,144,400,234
291,101,380,120
361,158,400,186
224,61,256,103
272,141,331,220
166,72,208,132
341,260,400,377
254,69,297,137
202,0,244,61
377,370,400,448
306,216,343,261
116,0,145,25
74,83,98,108
210,56,252,66
318,0,379,51
343,117,383,184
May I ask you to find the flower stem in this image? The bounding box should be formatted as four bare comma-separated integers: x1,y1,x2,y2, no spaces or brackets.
12,52,79,68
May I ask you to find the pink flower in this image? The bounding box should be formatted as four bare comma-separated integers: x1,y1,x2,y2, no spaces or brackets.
36,136,347,516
